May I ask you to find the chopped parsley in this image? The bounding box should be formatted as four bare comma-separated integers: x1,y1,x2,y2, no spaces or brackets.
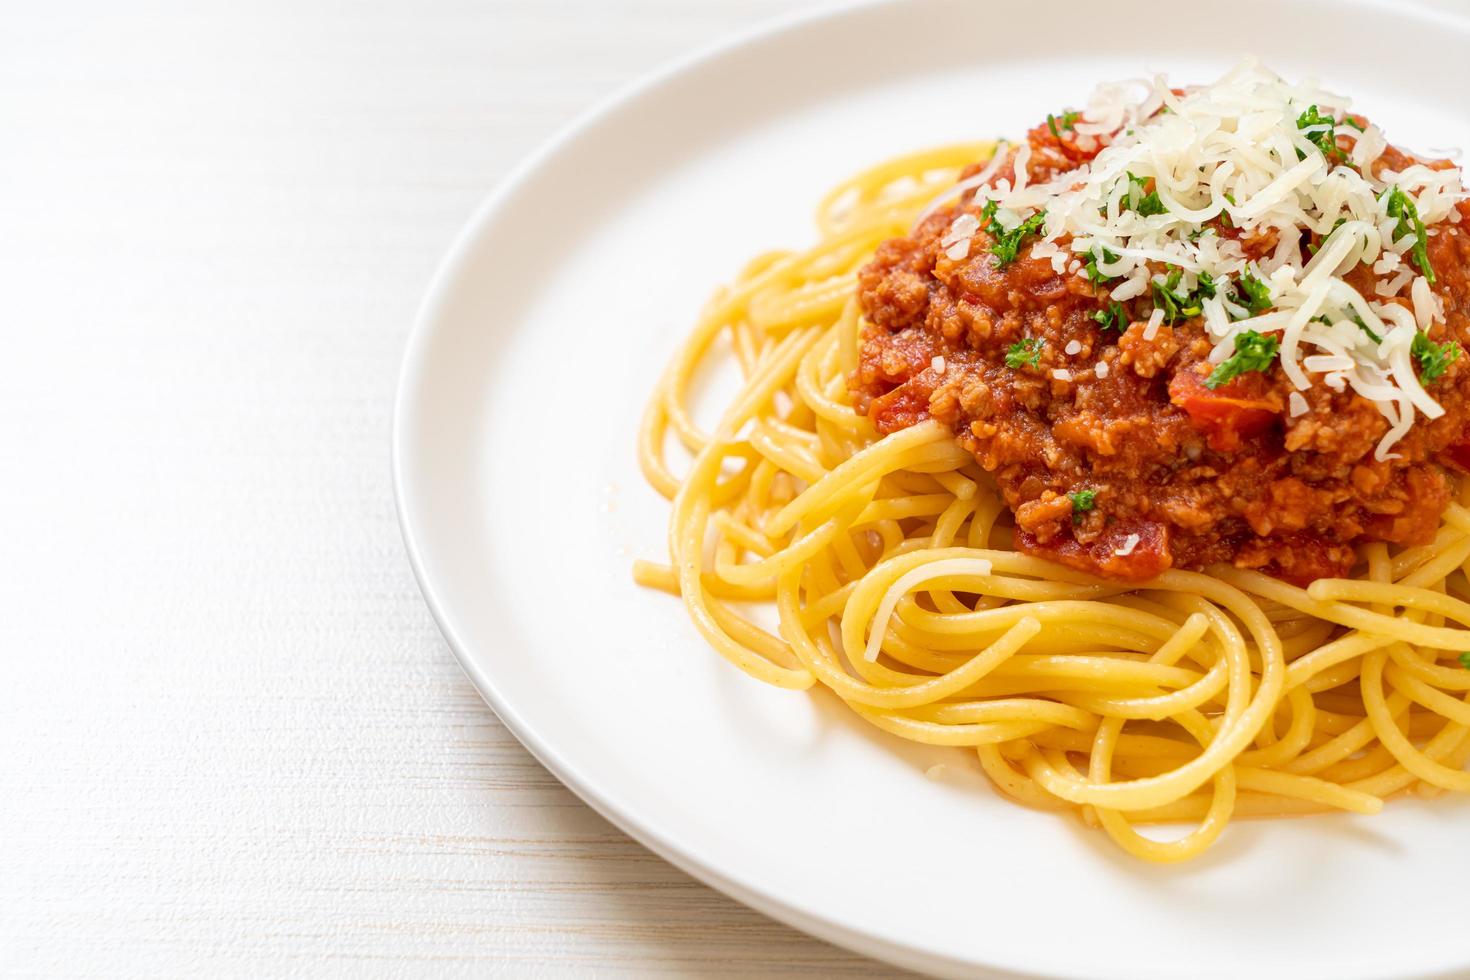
1231,270,1273,318
1091,301,1127,332
1046,109,1081,138
1151,266,1211,323
1383,186,1436,284
1459,652,1470,670
1295,104,1341,161
1307,217,1348,256
978,200,1047,268
1122,172,1167,217
1084,246,1121,285
1069,489,1097,520
1344,117,1366,132
1411,331,1461,384
1005,337,1044,369
1205,330,1279,389
1349,310,1382,344
994,211,1047,267
1313,310,1383,344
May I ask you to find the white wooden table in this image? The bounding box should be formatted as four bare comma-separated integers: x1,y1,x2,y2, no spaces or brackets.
0,1,899,974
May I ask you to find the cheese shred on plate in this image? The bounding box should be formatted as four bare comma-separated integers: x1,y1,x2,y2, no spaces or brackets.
949,60,1468,460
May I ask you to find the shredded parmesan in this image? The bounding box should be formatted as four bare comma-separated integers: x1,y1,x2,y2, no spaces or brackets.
931,355,946,373
1064,339,1082,356
1114,534,1141,557
1377,269,1412,296
1143,308,1164,341
1411,276,1437,330
1289,391,1309,417
959,59,1467,460
1095,361,1110,379
914,146,1009,228
943,213,979,243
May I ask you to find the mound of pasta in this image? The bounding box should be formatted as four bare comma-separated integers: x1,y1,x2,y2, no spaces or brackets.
635,62,1470,862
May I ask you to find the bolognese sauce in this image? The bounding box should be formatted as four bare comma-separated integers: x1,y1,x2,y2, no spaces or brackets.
853,106,1470,584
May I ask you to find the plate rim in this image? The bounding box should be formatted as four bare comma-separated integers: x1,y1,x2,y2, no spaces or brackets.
392,2,1470,977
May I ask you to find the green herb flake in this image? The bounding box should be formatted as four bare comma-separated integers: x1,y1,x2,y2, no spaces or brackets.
990,210,1047,267
1218,192,1237,230
1349,310,1382,344
1091,301,1127,332
1084,246,1121,286
1459,652,1470,670
1122,171,1167,217
1307,217,1348,256
1232,270,1273,318
1383,186,1436,284
1069,489,1097,518
1046,109,1081,139
1411,331,1461,384
978,201,1046,269
1005,337,1044,370
1205,330,1280,389
1151,266,1210,324
1312,310,1381,344
1296,104,1341,161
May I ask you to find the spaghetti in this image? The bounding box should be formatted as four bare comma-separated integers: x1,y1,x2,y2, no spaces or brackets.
635,98,1470,862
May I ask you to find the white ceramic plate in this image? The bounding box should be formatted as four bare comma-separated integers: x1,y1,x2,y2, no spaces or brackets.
394,2,1470,976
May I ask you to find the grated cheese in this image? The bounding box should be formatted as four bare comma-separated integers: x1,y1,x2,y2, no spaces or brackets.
931,355,946,373
1114,533,1141,557
1143,308,1164,341
1411,276,1437,330
963,59,1468,460
914,147,1009,228
1377,269,1412,296
1064,339,1082,356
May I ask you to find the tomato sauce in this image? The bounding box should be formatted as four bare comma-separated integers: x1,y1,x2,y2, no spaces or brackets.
852,123,1470,583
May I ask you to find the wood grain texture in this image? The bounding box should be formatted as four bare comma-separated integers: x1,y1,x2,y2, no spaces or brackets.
0,1,905,975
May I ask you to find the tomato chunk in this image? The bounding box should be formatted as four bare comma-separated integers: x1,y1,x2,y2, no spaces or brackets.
1442,439,1470,474
868,376,935,432
1168,368,1280,452
1017,521,1171,582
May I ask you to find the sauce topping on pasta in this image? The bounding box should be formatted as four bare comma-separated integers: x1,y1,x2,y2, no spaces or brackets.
853,64,1470,583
